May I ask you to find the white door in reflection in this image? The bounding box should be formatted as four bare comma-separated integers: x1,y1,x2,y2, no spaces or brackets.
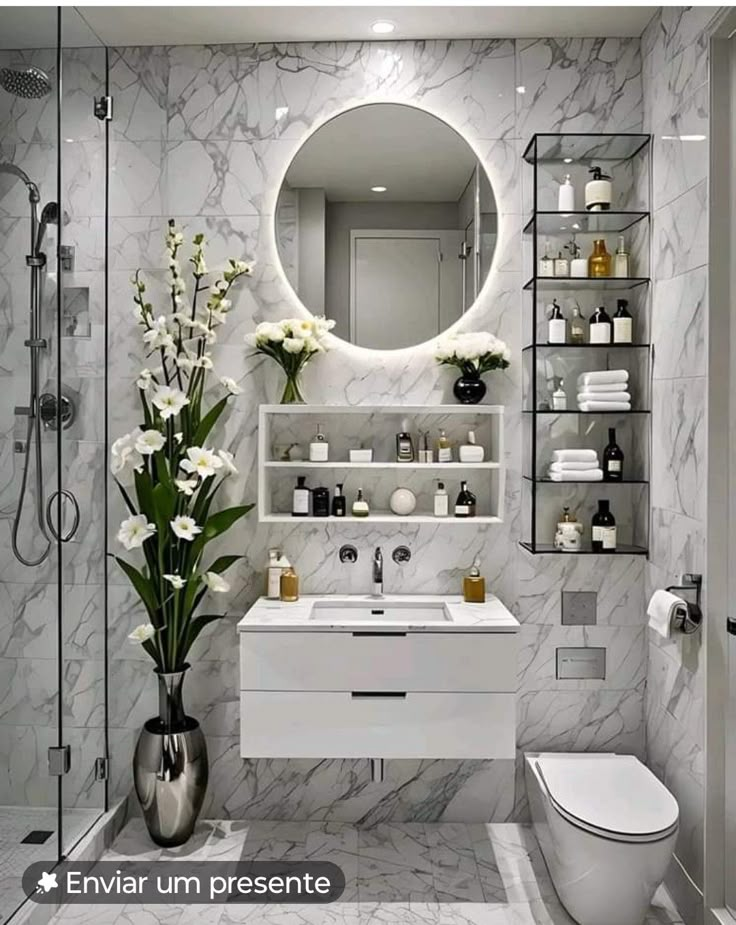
350,230,463,350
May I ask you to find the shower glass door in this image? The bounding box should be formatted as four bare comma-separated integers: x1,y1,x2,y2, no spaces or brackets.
58,9,109,859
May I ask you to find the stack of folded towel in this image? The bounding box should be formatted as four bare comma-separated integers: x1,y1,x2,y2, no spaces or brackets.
577,369,631,412
548,448,603,481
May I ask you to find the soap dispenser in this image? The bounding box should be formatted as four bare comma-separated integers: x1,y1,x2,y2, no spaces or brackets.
396,418,415,462
459,430,485,463
547,299,567,344
331,483,346,517
558,174,575,212
585,166,613,211
463,558,486,603
309,423,329,462
567,238,588,278
352,488,370,518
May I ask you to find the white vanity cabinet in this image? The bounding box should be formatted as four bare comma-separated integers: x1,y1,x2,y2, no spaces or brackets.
238,595,519,760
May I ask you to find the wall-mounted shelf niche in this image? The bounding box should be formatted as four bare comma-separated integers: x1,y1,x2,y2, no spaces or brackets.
258,404,505,524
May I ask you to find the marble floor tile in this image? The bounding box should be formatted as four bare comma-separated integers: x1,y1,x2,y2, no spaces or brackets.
43,819,685,925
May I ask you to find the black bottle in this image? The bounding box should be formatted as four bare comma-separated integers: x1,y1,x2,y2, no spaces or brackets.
613,299,633,343
313,487,330,517
589,304,612,344
602,428,624,482
591,499,617,552
331,483,346,518
454,480,477,518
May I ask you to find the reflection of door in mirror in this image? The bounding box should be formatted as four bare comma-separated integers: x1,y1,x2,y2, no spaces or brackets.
274,104,498,349
349,230,463,350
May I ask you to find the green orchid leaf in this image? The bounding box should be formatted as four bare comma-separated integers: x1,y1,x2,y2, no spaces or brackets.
115,479,138,516
207,554,242,574
152,482,177,535
183,612,225,655
191,504,253,562
114,557,160,621
193,397,228,446
134,467,155,520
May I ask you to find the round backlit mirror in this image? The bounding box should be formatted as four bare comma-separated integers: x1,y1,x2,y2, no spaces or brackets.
275,103,498,350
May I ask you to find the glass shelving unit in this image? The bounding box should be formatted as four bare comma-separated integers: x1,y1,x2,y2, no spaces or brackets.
521,133,652,556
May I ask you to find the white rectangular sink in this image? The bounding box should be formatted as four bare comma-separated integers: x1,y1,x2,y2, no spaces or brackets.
310,599,450,624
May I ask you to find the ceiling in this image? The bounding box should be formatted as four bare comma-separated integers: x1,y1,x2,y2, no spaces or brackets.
285,103,477,201
61,6,660,48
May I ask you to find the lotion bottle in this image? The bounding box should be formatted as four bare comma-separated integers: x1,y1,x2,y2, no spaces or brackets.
292,476,311,516
463,558,486,603
539,238,555,277
437,430,453,463
434,481,449,517
547,299,567,344
352,488,370,518
554,251,570,278
331,483,346,517
396,418,414,462
266,548,290,600
613,299,633,344
558,174,575,212
613,234,630,278
568,238,588,278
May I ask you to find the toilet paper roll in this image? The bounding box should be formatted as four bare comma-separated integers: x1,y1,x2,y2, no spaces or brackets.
646,589,685,639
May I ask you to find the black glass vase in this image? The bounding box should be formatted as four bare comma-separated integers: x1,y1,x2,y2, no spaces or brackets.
453,375,487,405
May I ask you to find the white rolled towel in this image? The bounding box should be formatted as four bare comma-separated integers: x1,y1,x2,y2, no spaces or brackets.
581,381,631,393
548,468,603,482
577,391,631,404
549,460,599,472
551,449,598,463
578,369,629,386
578,400,632,412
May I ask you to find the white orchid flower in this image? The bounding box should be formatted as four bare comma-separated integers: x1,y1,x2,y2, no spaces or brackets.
164,573,186,590
136,368,153,391
171,515,202,542
290,319,314,339
180,446,223,479
117,513,156,550
142,316,175,352
202,571,230,593
135,429,165,455
128,623,156,644
175,478,198,496
192,354,214,370
111,428,144,475
218,449,238,476
220,376,242,395
152,385,190,420
174,432,184,445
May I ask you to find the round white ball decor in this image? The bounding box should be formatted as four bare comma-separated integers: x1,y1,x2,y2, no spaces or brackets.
390,487,417,516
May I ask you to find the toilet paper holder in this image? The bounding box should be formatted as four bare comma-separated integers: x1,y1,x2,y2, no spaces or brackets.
666,573,703,635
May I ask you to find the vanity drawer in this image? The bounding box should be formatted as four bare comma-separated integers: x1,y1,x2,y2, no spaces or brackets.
240,631,517,692
240,691,515,759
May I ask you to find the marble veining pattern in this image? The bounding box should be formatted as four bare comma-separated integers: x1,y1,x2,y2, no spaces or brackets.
46,819,684,925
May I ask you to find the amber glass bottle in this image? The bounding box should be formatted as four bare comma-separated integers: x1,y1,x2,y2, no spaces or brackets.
588,239,612,278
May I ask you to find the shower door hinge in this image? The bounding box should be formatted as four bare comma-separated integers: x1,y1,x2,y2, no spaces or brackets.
48,745,71,776
94,756,109,782
94,95,113,121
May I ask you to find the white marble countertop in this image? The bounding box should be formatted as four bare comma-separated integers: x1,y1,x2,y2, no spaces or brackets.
237,594,519,633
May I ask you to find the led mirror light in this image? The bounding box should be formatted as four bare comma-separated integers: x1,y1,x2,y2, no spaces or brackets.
371,20,396,34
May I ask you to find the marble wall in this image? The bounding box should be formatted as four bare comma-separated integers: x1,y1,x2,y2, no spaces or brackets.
641,7,719,923
103,36,651,821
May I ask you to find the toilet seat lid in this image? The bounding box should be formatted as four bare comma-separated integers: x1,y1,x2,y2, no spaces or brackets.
536,754,679,838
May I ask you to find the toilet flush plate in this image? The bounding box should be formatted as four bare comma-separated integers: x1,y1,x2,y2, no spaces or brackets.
556,647,606,679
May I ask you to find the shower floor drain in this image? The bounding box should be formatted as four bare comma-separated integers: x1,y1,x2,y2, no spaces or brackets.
21,830,53,845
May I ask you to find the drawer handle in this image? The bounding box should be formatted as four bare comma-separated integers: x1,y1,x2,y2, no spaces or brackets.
351,691,407,699
352,631,407,637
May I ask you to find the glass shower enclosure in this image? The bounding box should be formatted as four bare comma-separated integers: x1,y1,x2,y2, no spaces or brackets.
0,8,108,921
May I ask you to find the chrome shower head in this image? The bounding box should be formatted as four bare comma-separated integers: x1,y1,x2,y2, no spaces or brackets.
36,201,61,254
0,65,51,99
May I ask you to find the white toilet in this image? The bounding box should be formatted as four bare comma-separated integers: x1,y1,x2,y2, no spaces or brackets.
525,752,679,925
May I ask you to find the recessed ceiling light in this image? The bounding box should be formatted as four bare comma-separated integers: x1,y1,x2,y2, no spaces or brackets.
371,185,387,193
275,106,289,121
515,85,526,94
371,20,395,34
563,157,573,164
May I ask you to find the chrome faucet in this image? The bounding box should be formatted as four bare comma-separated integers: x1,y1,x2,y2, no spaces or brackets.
372,546,383,597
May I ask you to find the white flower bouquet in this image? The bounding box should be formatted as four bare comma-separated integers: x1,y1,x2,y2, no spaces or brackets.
435,331,511,404
245,316,335,403
113,220,253,672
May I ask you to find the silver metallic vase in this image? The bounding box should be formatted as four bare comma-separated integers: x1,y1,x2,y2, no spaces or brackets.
133,665,208,847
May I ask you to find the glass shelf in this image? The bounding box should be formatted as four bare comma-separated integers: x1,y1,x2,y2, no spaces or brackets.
522,133,651,164
524,277,650,292
522,343,650,352
523,409,650,415
520,541,648,556
523,476,648,484
524,211,649,236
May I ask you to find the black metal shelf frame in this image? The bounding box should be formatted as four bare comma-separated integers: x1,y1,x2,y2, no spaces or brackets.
522,132,652,556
